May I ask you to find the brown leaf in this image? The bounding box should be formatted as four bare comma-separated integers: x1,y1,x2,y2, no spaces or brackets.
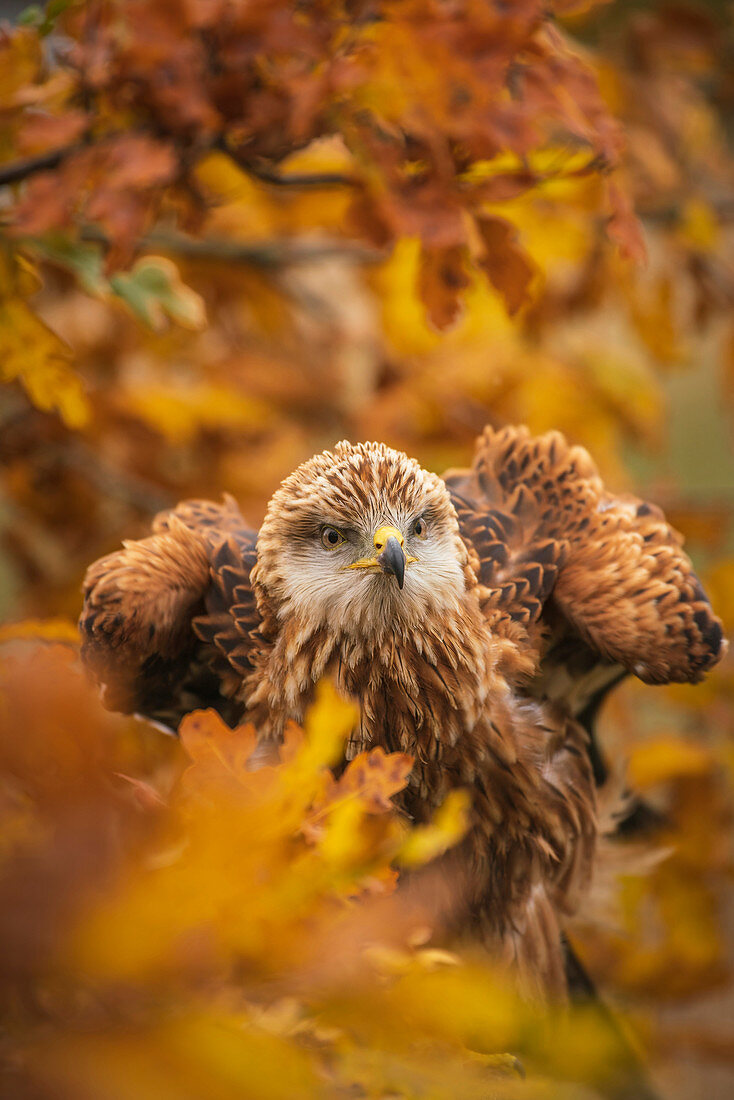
418,244,470,330
465,170,538,204
101,134,177,191
606,179,647,263
476,215,537,315
16,109,89,155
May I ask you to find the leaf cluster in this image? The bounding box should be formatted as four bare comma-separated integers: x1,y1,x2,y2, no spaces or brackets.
0,645,636,1100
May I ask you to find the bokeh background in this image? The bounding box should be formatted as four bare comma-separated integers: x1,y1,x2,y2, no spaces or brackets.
1,2,733,1098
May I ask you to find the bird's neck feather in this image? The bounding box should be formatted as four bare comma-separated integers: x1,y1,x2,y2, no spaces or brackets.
244,589,518,787
243,585,597,956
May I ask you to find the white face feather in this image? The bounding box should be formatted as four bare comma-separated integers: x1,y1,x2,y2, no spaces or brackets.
256,441,469,644
275,506,465,638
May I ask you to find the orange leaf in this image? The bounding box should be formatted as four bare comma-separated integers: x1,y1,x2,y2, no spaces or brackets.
17,109,89,155
337,747,413,813
179,709,258,792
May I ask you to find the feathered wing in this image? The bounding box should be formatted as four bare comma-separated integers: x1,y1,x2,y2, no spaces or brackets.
80,495,260,729
444,425,725,1007
444,424,725,716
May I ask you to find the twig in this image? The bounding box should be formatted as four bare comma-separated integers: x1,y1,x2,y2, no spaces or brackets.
80,225,382,267
0,144,82,188
245,163,358,188
0,134,358,193
215,137,357,189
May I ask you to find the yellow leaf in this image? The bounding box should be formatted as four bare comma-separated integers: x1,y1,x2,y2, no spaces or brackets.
0,296,90,427
627,738,714,789
677,198,719,253
0,618,80,645
372,236,514,359
120,381,271,444
279,134,355,177
702,559,734,632
624,274,684,363
398,788,470,867
0,26,42,106
302,679,359,768
318,796,367,869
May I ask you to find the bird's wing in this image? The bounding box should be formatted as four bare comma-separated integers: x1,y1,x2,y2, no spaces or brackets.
444,424,725,730
80,495,259,730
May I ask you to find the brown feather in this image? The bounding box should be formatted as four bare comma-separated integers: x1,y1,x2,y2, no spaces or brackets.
80,498,257,728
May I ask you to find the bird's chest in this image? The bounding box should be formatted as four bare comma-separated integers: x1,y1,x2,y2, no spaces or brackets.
332,650,482,820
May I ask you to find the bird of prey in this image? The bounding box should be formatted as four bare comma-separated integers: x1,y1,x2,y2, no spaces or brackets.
80,424,725,997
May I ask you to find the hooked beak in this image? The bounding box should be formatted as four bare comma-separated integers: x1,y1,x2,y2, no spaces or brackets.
378,534,406,589
345,523,417,590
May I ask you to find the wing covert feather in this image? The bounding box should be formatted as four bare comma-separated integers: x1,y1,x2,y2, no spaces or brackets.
80,495,259,727
445,424,726,687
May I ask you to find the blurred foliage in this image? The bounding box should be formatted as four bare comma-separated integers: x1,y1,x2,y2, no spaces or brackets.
0,0,733,1097
0,648,639,1100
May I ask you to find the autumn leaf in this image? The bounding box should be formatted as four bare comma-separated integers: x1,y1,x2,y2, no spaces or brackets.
119,381,269,444
399,789,471,867
110,256,206,331
15,107,88,155
1,3,733,1096
335,747,413,814
627,738,714,789
0,294,89,427
0,616,79,644
178,708,259,795
475,215,538,315
302,679,360,769
418,244,471,331
606,179,647,263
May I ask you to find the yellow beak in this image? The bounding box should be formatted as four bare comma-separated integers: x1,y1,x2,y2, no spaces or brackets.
346,525,417,590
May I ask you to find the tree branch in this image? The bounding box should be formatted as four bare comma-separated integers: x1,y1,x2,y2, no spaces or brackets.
0,135,359,195
215,138,357,189
0,144,82,188
245,163,358,188
80,225,382,266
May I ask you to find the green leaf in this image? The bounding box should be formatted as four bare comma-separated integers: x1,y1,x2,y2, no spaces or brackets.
29,235,109,296
19,0,74,36
110,257,206,331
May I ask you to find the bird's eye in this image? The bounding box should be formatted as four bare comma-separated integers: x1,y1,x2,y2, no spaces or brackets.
320,526,346,550
413,517,428,539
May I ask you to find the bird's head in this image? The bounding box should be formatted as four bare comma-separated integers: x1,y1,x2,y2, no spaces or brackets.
255,441,470,642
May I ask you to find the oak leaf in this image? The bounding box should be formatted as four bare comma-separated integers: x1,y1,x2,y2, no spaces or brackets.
335,747,414,814
418,244,471,331
476,215,538,315
110,256,207,331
